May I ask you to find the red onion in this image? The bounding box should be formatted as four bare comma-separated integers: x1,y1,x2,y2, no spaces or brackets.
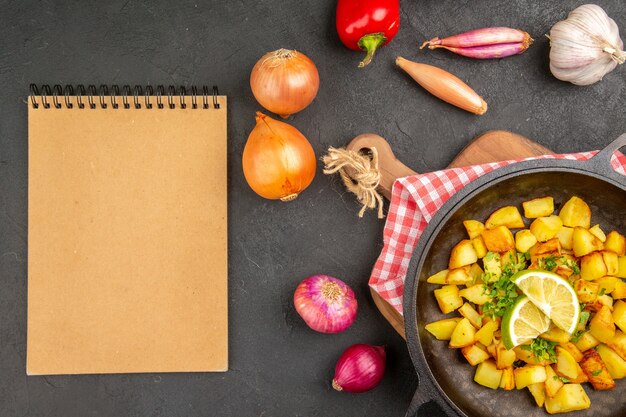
332,344,386,393
293,274,357,333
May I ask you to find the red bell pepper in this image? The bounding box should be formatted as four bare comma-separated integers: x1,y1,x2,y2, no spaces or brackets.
336,0,400,68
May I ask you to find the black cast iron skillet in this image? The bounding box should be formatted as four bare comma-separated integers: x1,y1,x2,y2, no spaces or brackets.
403,134,626,417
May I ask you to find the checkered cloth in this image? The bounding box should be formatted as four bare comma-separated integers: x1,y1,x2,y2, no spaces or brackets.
370,150,626,315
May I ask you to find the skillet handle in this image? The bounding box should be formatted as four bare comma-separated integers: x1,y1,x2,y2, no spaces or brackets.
585,133,626,184
405,373,460,417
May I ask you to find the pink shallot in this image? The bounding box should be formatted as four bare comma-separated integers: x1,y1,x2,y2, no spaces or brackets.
421,27,533,59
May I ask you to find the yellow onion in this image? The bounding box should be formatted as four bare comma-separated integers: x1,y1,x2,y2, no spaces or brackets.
250,49,320,118
242,112,316,201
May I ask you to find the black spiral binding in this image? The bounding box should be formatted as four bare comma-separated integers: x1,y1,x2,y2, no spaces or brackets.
29,84,220,109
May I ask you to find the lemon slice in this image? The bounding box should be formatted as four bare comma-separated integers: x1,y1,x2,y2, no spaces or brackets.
502,296,551,349
511,270,580,335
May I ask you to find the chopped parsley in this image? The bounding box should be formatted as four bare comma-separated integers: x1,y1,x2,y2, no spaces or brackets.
579,311,590,325
536,255,580,275
482,252,527,318
591,369,603,376
538,255,559,272
570,330,584,343
599,288,606,296
521,338,558,362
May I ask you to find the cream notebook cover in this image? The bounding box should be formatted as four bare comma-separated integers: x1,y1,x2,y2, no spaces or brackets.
27,85,227,375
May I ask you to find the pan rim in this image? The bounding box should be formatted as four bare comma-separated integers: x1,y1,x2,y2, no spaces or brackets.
403,162,626,417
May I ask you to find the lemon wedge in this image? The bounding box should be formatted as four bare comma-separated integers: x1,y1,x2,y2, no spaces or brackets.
502,295,551,349
511,270,580,335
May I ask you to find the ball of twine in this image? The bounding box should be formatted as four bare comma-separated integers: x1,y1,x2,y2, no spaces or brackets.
322,147,384,218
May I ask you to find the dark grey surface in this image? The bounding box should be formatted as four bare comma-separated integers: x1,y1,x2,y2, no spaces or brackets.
1,1,625,416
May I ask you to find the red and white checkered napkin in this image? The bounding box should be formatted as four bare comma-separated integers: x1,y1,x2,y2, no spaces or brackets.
369,150,626,315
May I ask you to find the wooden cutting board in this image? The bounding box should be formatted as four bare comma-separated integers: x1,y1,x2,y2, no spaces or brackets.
346,130,552,339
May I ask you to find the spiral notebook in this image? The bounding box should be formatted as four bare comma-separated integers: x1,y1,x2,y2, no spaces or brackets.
27,84,228,375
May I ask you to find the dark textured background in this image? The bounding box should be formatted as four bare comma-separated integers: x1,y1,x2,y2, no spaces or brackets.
1,0,625,416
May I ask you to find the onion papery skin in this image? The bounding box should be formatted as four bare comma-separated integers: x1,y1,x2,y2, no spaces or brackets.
332,344,386,393
242,112,316,201
293,274,357,334
250,49,320,118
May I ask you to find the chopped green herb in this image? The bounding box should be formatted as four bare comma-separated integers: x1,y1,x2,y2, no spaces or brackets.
599,288,606,296
563,258,581,275
558,376,570,383
579,311,590,325
570,330,584,343
482,252,528,318
538,255,559,272
482,251,527,318
522,338,558,362
591,369,603,376
536,255,580,275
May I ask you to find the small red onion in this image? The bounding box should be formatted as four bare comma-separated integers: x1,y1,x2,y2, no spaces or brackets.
332,344,386,393
293,274,357,333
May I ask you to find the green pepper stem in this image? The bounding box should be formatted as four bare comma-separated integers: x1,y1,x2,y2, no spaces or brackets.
357,33,387,68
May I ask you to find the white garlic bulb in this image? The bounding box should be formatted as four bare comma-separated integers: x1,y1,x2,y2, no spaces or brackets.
549,4,625,85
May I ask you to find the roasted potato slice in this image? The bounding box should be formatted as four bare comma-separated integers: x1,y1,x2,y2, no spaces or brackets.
474,319,499,346
462,344,490,366
572,227,604,257
618,256,626,278
602,251,619,276
459,284,492,305
434,285,463,314
574,279,600,303
559,196,591,229
605,231,626,256
449,240,478,269
589,305,616,343
459,302,482,329
472,236,488,259
485,206,525,229
580,348,615,390
449,318,477,348
606,331,626,361
522,196,554,219
499,367,515,390
580,252,607,281
614,300,626,333
555,346,582,380
425,317,462,340
530,215,563,242
614,280,626,299
595,276,621,295
544,384,590,414
514,365,547,389
426,269,448,284
589,224,607,242
463,219,485,239
556,226,574,250
481,226,515,252
474,359,503,389
596,343,626,379
496,343,517,369
540,325,572,344
515,229,537,253
574,331,600,352
527,383,546,407
447,267,472,285
544,365,564,398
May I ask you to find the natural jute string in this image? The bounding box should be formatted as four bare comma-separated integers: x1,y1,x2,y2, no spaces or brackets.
322,147,384,218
